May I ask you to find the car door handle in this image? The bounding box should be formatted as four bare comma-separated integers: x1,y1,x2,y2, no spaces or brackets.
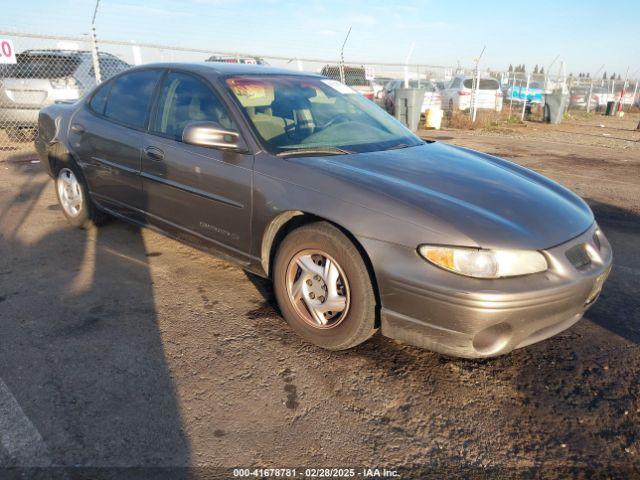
70,123,85,134
144,146,164,161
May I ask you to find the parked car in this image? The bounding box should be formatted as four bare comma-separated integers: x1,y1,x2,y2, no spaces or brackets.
0,49,129,141
590,87,615,109
569,86,591,108
382,79,441,115
372,76,393,99
320,65,375,100
36,63,612,358
441,75,503,112
206,55,266,65
613,89,637,105
506,80,544,104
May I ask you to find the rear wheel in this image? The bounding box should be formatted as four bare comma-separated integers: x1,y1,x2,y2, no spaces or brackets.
273,222,377,350
54,161,108,229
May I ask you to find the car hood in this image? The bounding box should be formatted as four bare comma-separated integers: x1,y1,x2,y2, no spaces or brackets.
299,142,593,250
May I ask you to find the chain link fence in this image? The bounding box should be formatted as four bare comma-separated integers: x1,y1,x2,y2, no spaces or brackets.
0,30,461,159
1,29,638,160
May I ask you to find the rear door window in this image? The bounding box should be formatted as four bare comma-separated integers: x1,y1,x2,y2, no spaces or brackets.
89,81,111,114
104,69,162,129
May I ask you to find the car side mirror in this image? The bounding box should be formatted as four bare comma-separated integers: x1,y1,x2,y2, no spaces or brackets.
182,121,245,151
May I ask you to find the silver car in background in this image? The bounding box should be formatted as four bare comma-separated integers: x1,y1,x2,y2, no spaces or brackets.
382,79,442,115
0,49,129,141
441,75,503,112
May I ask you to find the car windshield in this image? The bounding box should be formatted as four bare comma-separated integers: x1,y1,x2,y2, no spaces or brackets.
225,75,423,155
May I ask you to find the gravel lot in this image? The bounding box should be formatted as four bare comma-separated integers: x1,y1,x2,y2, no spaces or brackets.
0,116,638,479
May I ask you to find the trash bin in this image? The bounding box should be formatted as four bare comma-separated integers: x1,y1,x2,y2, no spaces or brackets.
543,91,569,124
394,88,426,131
605,101,617,116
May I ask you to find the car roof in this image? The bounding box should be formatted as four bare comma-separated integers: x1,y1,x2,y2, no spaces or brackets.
132,62,323,78
17,49,119,59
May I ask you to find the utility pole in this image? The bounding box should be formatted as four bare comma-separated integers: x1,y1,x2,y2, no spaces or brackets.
521,73,530,121
627,68,639,113
403,42,415,88
617,66,629,114
338,26,352,84
90,0,102,84
546,54,559,91
470,45,485,123
587,64,604,113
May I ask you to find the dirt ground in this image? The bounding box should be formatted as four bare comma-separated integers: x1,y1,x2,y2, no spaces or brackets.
0,115,639,479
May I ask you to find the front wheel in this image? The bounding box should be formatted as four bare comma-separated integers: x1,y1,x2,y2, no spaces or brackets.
273,222,377,350
55,162,108,228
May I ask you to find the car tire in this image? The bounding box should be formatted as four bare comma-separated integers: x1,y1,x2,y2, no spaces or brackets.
273,221,378,350
54,160,109,229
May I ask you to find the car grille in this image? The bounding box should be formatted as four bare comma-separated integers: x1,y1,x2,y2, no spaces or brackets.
566,243,591,269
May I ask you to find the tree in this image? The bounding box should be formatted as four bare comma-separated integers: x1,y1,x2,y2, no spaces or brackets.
508,64,513,72
586,72,590,78
533,64,539,74
603,71,607,80
610,73,616,80
617,74,621,80
540,66,545,75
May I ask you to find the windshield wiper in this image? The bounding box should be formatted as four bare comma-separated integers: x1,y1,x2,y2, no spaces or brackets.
277,146,353,158
384,142,421,151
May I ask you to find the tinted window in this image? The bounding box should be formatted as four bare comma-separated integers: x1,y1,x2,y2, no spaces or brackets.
89,81,111,114
463,78,499,90
0,53,80,79
105,69,162,129
450,78,461,89
151,72,235,141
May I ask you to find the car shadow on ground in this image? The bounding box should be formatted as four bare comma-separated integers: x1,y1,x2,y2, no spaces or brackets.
585,198,640,346
0,163,190,477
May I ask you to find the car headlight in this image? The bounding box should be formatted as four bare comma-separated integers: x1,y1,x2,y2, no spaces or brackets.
418,245,548,278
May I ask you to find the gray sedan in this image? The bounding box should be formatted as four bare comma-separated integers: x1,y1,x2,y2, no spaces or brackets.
35,63,612,358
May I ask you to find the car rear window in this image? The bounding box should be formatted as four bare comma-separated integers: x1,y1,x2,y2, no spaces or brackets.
463,79,500,90
320,66,369,87
407,80,436,92
0,54,81,79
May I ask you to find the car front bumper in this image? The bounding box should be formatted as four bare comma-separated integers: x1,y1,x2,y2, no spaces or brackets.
362,223,612,358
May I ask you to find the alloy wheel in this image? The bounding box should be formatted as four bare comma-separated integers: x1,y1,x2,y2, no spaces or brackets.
57,168,83,217
285,249,350,329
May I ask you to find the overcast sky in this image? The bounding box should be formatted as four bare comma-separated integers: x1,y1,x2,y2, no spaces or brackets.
4,0,639,76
